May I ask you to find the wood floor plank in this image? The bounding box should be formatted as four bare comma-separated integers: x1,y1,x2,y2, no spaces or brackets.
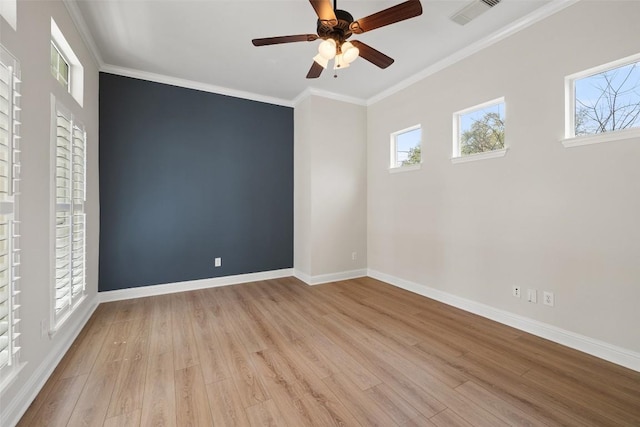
19,374,88,427
206,378,251,426
140,351,176,427
103,409,142,427
455,380,548,427
213,319,270,408
245,399,288,427
323,372,399,426
174,365,213,426
170,295,200,371
107,316,151,418
18,277,640,427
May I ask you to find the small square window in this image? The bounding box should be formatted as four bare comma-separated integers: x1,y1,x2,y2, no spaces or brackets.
390,125,421,169
573,59,640,137
454,98,505,159
51,42,70,89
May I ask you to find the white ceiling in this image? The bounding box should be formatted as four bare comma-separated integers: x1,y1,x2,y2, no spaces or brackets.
70,0,553,105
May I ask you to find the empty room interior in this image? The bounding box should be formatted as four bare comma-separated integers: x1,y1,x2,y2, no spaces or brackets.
2,0,640,425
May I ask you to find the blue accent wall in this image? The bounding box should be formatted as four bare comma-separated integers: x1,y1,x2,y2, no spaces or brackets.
98,73,293,291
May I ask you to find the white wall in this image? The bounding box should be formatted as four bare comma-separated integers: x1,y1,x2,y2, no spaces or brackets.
0,1,99,425
367,1,640,354
294,95,367,281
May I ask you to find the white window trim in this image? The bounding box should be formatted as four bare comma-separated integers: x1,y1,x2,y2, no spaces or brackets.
389,124,422,172
451,147,509,164
51,18,84,107
452,96,506,162
49,95,87,334
563,52,640,147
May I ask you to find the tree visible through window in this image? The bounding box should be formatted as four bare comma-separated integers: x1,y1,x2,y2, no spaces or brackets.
575,60,640,136
455,100,505,157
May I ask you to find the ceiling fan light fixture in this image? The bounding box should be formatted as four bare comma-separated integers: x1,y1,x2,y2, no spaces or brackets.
312,53,329,69
318,38,337,60
333,53,350,70
341,41,359,63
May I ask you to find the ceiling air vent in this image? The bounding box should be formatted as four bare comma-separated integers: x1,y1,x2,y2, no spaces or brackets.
450,0,501,25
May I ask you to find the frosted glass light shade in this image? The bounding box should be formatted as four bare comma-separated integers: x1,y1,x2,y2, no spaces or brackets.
318,39,337,60
341,41,359,63
333,54,350,70
313,54,329,69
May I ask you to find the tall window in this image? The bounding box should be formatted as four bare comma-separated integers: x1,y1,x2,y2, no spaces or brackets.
453,98,505,159
53,103,86,327
390,125,422,170
0,44,21,379
50,41,69,89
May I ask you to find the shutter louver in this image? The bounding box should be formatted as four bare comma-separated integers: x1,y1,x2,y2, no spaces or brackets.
0,44,20,373
53,105,85,325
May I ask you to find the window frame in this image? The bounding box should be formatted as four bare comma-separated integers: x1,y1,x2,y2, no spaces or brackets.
452,97,507,164
50,97,86,332
389,124,422,172
563,52,640,148
51,18,84,107
50,40,70,90
0,44,22,388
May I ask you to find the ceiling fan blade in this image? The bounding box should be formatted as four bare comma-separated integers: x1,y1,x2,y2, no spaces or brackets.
350,0,423,34
306,61,324,79
351,41,394,69
252,34,318,46
309,0,338,27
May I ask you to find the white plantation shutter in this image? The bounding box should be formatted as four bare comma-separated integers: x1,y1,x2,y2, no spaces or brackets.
54,105,85,324
0,45,21,374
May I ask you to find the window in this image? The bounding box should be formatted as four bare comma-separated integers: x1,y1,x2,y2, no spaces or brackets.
51,18,84,106
0,44,21,380
0,0,17,31
453,98,506,162
52,102,86,328
564,53,640,147
390,125,422,170
50,41,70,89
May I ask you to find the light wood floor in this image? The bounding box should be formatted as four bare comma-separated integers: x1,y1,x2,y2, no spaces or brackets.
18,277,640,426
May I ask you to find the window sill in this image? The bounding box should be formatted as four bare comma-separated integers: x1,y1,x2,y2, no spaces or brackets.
389,164,422,174
451,147,508,164
561,127,640,148
0,362,26,392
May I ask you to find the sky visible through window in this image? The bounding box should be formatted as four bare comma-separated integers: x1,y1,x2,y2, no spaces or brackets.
575,61,640,135
460,103,504,134
396,128,421,164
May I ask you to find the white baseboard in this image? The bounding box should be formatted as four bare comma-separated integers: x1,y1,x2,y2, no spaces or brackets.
367,269,640,372
294,269,367,286
99,268,295,302
2,295,99,427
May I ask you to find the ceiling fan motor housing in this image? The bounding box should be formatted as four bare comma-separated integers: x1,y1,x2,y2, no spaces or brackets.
317,9,354,43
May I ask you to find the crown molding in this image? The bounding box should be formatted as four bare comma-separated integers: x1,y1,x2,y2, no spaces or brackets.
62,0,104,68
366,0,580,106
100,64,294,107
293,87,367,107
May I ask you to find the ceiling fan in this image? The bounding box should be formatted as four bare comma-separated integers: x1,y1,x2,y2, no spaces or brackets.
252,0,423,79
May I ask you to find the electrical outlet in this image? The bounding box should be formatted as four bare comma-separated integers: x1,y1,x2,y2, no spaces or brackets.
543,291,554,307
352,252,357,261
527,289,537,303
214,257,221,267
512,286,521,298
